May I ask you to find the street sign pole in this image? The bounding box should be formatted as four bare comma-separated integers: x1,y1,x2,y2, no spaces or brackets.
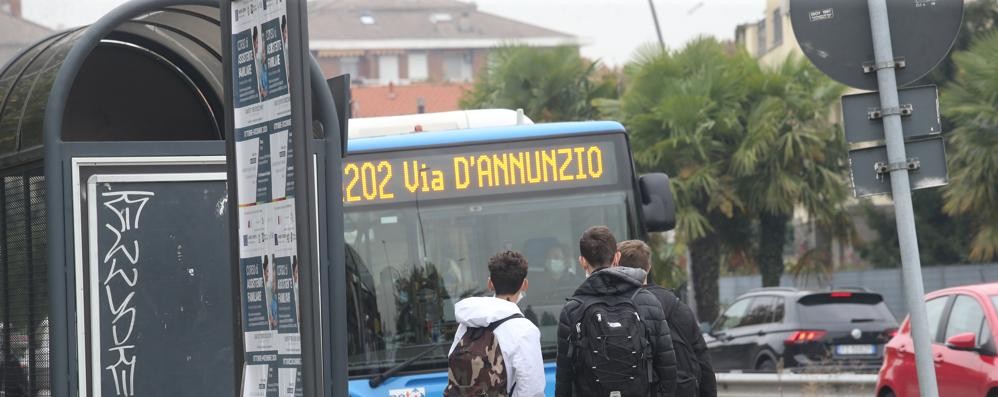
866,0,939,395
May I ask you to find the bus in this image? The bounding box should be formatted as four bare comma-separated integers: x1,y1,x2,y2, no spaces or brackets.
339,115,675,396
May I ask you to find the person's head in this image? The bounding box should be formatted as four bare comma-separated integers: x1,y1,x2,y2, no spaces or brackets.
487,250,529,302
579,226,619,275
545,243,568,275
262,255,269,280
281,15,288,43
617,240,652,284
252,26,259,52
270,256,278,291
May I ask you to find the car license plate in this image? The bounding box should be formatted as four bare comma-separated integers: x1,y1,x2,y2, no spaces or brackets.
835,344,875,355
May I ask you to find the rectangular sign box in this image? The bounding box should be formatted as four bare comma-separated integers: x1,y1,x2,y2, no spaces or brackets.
842,85,941,144
847,136,948,197
341,135,622,207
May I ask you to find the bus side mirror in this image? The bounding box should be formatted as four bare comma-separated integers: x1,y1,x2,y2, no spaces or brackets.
638,173,676,232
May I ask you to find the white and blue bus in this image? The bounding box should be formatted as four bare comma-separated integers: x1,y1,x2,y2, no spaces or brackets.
340,111,675,396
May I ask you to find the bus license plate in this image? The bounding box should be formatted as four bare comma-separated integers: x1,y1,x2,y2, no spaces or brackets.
835,344,875,355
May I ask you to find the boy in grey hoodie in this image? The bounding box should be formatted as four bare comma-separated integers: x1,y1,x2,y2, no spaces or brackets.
449,251,545,397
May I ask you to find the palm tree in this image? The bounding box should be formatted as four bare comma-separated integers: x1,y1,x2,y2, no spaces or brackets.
941,32,998,261
918,0,998,86
730,57,851,286
460,45,617,122
621,38,757,321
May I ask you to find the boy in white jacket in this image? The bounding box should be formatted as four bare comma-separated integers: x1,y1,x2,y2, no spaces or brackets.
448,251,546,397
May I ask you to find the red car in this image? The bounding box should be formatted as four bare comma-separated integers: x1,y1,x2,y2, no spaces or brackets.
877,282,998,397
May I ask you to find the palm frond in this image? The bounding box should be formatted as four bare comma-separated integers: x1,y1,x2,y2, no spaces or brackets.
941,32,998,260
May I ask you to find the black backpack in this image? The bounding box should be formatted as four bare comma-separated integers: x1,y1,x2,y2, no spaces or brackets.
656,287,701,397
567,290,653,397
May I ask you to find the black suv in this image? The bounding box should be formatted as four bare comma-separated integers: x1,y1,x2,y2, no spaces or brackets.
703,287,899,372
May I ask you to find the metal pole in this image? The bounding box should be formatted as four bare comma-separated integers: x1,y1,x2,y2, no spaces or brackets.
309,57,346,397
647,0,666,51
866,1,938,396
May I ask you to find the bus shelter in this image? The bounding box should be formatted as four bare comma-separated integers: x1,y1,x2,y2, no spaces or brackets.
0,1,345,395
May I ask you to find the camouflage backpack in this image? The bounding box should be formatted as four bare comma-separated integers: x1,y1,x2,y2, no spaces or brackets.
445,313,523,397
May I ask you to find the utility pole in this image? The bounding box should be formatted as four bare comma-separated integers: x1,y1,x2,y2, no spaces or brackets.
647,0,665,51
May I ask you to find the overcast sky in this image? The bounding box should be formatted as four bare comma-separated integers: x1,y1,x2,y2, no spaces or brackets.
21,0,765,66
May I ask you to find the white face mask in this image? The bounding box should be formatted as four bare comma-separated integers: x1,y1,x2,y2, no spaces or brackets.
344,230,358,244
493,291,526,304
548,259,566,274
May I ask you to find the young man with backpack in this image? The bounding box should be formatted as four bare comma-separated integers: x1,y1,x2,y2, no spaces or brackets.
446,250,545,397
555,226,678,397
617,240,717,397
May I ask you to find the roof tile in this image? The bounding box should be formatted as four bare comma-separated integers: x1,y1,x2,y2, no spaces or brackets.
308,0,573,42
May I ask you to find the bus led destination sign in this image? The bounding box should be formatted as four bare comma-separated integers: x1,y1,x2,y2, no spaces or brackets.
343,139,619,206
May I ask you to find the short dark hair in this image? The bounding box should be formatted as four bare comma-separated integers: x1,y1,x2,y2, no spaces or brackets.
618,240,652,272
580,226,617,267
488,251,528,295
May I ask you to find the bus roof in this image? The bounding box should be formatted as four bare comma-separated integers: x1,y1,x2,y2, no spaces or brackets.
346,120,626,154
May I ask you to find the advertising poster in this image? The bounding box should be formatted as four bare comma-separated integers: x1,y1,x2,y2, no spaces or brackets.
230,0,302,396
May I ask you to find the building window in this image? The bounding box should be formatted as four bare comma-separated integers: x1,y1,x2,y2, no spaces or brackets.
772,9,783,47
360,13,375,25
339,57,360,79
443,52,473,82
378,55,399,85
757,19,767,53
408,52,428,82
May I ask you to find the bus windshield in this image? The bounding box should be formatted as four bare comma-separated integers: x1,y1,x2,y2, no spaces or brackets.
345,191,630,376
342,133,637,377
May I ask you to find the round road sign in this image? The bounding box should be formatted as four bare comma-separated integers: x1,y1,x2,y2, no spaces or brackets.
789,0,963,91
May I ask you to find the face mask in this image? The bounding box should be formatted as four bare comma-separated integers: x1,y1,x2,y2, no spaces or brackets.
548,259,566,274
344,230,358,244
493,291,526,303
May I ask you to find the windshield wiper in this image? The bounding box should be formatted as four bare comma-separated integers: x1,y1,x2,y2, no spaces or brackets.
369,341,447,388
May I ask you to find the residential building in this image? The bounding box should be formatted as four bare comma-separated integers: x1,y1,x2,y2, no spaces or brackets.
351,83,470,118
0,0,52,67
735,0,795,67
307,0,579,85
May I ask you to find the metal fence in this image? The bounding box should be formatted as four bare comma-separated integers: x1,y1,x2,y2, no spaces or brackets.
0,164,49,396
719,263,998,319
